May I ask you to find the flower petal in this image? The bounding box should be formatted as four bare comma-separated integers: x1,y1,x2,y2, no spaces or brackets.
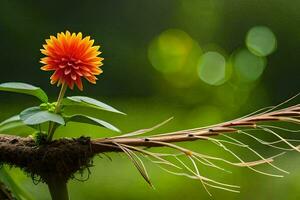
40,31,104,90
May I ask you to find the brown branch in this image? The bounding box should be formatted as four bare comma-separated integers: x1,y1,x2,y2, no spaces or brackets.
0,104,299,183
91,104,300,153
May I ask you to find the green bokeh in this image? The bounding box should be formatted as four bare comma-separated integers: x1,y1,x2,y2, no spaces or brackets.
246,26,277,57
198,51,227,85
233,49,267,82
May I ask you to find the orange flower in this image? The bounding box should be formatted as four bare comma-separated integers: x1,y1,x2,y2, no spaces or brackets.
40,31,103,90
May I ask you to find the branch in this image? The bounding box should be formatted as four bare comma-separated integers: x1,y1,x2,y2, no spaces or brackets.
91,104,300,152
0,103,299,194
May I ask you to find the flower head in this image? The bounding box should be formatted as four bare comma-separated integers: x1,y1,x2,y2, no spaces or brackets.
40,31,103,90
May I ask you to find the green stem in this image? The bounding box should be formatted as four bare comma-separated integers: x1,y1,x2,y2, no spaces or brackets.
46,176,69,200
47,83,68,141
54,83,68,113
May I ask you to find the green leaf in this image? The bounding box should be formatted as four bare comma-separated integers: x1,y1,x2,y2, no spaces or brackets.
20,107,65,125
0,168,34,200
65,114,120,132
0,121,25,133
0,115,38,135
63,96,125,115
0,82,48,102
0,122,36,136
0,115,20,126
0,115,25,133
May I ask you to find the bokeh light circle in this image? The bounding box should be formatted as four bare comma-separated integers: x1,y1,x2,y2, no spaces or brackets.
246,26,277,57
148,29,194,73
197,51,227,86
233,49,266,82
148,29,202,87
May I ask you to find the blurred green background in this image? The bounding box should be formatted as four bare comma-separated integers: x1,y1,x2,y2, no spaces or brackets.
0,0,300,199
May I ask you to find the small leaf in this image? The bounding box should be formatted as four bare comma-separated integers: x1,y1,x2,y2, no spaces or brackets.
0,115,20,126
0,121,26,133
0,115,36,135
0,82,48,102
63,96,125,115
20,107,65,125
0,115,27,133
65,114,120,132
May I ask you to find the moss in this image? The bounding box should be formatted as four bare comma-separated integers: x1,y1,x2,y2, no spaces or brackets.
0,136,94,183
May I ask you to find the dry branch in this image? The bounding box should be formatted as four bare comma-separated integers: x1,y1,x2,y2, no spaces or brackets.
92,104,300,152
0,103,299,194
